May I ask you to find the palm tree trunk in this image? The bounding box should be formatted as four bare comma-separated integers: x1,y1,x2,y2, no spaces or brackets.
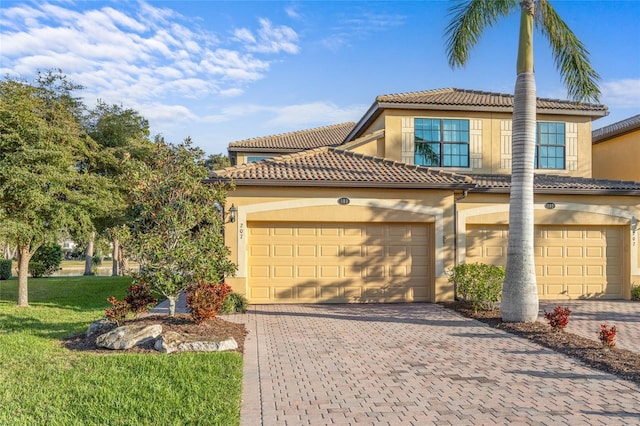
501,1,539,322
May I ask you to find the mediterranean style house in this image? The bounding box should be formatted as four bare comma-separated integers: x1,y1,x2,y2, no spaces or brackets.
591,114,640,182
210,88,640,304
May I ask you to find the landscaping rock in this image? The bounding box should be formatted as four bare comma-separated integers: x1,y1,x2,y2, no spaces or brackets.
96,324,163,350
86,318,116,337
154,330,238,354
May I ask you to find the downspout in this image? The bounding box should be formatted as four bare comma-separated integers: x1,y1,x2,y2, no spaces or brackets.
453,189,469,300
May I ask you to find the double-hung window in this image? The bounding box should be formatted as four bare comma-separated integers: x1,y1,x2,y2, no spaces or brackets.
536,122,565,169
414,118,470,167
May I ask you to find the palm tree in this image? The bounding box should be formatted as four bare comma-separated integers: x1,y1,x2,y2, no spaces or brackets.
445,0,600,322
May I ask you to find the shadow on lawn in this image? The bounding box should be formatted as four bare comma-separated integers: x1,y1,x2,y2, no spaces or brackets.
0,311,90,339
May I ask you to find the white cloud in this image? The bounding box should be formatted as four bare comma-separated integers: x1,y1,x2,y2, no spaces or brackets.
601,78,640,108
0,1,298,114
235,19,300,54
266,101,365,127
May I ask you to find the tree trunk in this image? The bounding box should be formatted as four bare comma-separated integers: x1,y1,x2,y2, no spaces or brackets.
502,2,539,323
17,246,33,307
112,238,119,276
167,295,176,317
84,233,95,275
119,253,128,276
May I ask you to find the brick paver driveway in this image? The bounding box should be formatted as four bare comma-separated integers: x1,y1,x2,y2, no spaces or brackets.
224,303,640,425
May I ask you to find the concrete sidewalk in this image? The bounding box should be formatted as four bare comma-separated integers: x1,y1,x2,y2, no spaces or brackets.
221,302,640,426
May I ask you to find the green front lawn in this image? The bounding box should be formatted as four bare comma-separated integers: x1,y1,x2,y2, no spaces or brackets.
0,276,242,426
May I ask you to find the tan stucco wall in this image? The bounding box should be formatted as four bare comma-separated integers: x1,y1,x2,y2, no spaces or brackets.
355,110,595,177
592,129,640,181
457,193,640,299
223,186,458,302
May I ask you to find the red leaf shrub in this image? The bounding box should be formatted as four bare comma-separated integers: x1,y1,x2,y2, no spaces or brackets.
544,306,572,331
125,281,157,316
599,324,617,348
186,282,233,324
105,296,129,325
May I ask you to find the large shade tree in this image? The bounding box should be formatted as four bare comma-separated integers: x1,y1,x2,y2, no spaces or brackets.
83,100,153,276
0,72,117,306
445,0,600,322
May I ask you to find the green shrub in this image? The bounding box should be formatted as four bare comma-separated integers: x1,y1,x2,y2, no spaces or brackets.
0,259,12,280
631,283,640,301
29,243,63,277
448,262,505,312
186,282,233,324
221,292,249,314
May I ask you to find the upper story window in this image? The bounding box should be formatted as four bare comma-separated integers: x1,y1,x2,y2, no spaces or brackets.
536,122,565,169
414,118,470,167
247,156,272,163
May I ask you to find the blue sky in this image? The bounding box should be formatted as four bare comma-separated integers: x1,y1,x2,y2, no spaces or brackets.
1,0,639,155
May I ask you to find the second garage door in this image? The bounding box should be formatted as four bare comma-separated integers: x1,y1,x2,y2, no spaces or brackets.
247,222,432,303
465,225,624,299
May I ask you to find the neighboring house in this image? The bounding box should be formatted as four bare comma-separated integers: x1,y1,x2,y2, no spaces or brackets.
592,114,640,181
227,122,355,166
211,88,640,304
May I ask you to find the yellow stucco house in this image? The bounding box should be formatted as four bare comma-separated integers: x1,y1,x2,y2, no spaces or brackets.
211,88,640,304
592,114,640,181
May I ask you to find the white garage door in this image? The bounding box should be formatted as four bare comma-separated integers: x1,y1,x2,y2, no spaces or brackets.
247,222,432,303
466,225,623,299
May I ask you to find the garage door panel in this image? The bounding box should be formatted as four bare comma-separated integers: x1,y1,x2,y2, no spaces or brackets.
466,225,623,299
248,222,431,303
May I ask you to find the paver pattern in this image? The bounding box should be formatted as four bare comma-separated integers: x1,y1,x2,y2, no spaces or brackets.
222,302,640,425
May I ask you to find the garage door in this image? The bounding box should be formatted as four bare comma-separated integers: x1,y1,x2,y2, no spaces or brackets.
247,222,432,303
466,225,623,299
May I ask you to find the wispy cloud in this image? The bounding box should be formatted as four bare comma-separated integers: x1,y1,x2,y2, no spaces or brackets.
601,78,640,108
320,11,406,50
234,19,299,54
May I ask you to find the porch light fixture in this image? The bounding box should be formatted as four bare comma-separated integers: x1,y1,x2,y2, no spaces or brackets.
544,202,556,210
228,204,237,223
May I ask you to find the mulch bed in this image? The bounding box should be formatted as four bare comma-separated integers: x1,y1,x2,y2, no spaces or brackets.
62,314,248,354
441,301,640,384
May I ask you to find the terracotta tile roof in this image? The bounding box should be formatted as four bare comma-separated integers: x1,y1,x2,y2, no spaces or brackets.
346,88,608,142
469,174,640,195
592,114,640,144
210,147,474,188
227,122,355,152
376,88,608,113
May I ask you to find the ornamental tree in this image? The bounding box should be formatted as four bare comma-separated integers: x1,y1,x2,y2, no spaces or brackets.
120,138,237,316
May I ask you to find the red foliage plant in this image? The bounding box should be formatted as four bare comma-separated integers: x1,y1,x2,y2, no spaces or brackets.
599,324,617,348
105,296,130,325
544,306,572,331
125,282,157,316
186,282,233,324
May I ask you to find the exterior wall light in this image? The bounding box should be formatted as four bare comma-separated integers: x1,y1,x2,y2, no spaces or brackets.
228,204,237,223
544,202,556,210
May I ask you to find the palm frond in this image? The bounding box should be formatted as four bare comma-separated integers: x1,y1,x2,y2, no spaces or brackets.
445,0,518,69
536,0,601,103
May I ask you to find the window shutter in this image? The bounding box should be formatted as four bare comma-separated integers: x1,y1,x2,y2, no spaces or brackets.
500,120,512,170
402,117,414,164
566,122,578,171
470,119,482,169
